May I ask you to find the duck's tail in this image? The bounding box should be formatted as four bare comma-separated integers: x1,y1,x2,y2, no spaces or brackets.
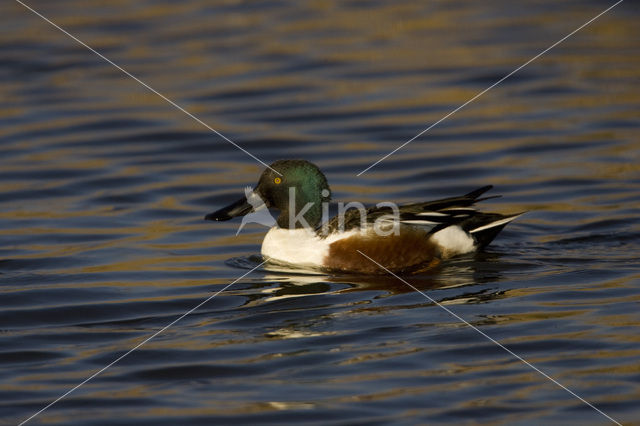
465,212,525,248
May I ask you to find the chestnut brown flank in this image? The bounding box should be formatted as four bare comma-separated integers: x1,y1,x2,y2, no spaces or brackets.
325,229,441,275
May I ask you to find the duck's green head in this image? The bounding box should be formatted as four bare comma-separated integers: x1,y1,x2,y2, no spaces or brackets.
205,159,331,229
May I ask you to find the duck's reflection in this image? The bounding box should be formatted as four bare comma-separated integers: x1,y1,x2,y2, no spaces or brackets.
230,251,507,307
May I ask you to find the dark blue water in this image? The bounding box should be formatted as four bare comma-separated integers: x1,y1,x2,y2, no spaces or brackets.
2,0,639,424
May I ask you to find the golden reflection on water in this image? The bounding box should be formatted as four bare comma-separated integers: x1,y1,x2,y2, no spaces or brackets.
2,0,640,424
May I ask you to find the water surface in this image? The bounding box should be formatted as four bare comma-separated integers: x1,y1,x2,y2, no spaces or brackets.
1,0,639,424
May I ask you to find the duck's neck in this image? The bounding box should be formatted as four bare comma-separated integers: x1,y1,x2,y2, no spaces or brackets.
276,193,323,230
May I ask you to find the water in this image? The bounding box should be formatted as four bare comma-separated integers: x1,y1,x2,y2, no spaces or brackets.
2,0,639,424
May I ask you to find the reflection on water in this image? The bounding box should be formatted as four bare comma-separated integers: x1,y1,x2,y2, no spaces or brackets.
1,0,640,424
231,251,510,294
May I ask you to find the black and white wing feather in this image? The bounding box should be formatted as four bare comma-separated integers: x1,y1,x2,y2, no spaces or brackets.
320,185,522,247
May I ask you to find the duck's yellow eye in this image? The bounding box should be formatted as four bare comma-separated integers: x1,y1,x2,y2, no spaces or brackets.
274,177,282,184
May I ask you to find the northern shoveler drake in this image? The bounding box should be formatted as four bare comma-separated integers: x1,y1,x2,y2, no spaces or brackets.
205,159,523,275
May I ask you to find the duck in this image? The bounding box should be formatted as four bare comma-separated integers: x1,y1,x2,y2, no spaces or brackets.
205,159,523,275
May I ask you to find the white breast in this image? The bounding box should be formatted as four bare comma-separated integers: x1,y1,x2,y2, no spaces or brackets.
261,227,359,268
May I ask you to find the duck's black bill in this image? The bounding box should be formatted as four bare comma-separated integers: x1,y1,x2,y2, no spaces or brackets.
205,196,253,221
